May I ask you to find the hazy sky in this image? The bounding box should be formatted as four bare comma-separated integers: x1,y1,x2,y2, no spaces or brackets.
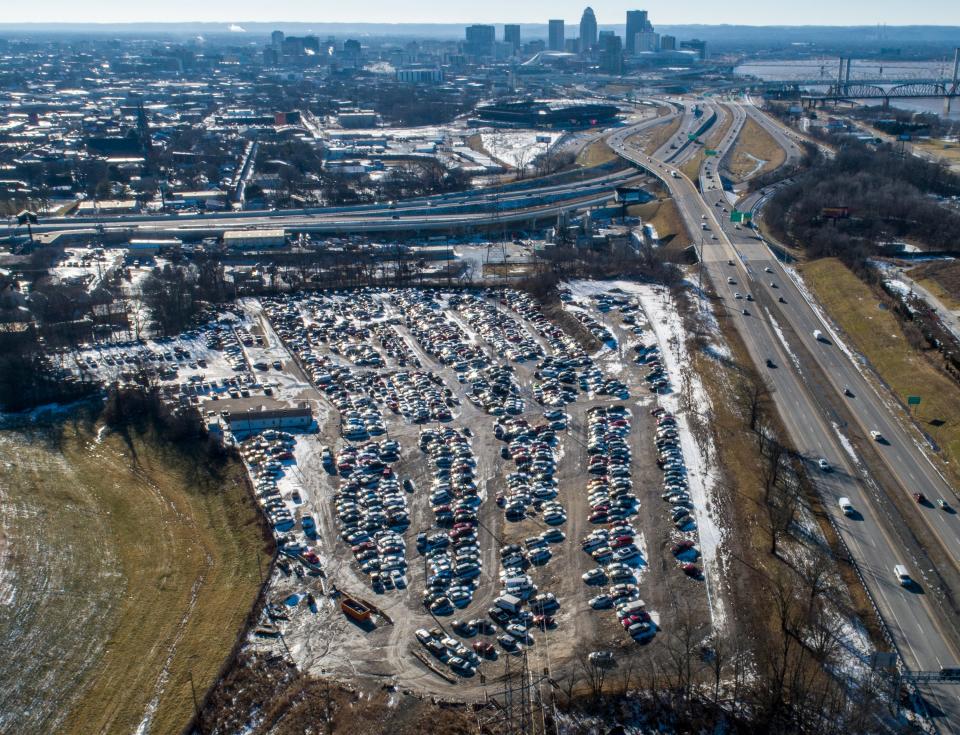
3,0,959,25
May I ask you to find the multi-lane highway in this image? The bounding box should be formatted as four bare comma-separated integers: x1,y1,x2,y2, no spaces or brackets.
610,100,960,732
10,104,688,244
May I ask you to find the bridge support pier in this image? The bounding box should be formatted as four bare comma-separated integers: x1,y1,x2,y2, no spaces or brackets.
946,96,954,115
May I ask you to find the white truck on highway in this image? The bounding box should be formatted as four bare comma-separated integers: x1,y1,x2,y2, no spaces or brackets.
670,170,680,178
838,497,854,516
813,329,825,342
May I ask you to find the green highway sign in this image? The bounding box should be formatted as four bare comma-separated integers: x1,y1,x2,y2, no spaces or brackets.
705,149,718,156
687,133,698,141
907,395,922,406
730,210,743,222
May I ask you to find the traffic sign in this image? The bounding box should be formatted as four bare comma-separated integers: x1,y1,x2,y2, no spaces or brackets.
687,133,698,141
705,149,717,156
730,210,743,223
907,396,922,406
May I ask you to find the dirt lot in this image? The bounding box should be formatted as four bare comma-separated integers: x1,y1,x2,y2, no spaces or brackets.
726,117,787,182
0,413,265,735
239,285,712,696
801,257,960,484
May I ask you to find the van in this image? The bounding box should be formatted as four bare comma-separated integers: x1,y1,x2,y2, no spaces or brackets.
494,594,522,614
894,565,912,587
838,497,854,516
813,330,824,341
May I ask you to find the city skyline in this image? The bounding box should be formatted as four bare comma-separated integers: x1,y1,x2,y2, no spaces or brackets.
1,0,959,26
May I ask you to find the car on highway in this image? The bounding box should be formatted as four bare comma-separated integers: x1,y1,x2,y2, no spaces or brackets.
843,386,854,397
839,497,855,516
765,358,776,368
741,309,750,316
870,430,885,443
818,458,831,472
913,492,926,504
895,564,913,587
764,267,773,273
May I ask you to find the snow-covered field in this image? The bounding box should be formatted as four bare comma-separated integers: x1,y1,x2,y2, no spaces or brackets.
480,130,564,170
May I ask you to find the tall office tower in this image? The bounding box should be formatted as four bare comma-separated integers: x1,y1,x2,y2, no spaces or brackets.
504,24,521,51
599,31,623,74
271,30,284,51
660,34,676,51
579,7,598,51
465,24,496,56
634,31,659,53
548,19,565,51
625,9,651,53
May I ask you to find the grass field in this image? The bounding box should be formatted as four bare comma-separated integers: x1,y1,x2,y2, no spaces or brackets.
576,136,617,167
727,117,787,182
0,410,266,735
801,258,960,482
913,139,960,169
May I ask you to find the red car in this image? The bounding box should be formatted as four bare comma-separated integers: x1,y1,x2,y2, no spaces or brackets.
671,540,696,556
682,563,701,578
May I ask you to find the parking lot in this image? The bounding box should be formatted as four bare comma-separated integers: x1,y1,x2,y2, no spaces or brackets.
66,282,716,692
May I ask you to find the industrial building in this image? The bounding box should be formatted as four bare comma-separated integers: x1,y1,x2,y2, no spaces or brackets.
223,229,287,250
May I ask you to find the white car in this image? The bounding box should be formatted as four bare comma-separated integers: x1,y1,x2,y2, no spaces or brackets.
870,430,884,442
818,458,831,472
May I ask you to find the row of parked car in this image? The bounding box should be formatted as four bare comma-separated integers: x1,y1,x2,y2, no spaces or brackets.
449,293,543,363
580,405,656,641
635,341,669,394
495,415,567,527
392,290,487,373
653,407,703,579
382,370,454,423
241,431,298,533
418,427,483,614
261,298,388,440
332,439,410,593
568,306,615,345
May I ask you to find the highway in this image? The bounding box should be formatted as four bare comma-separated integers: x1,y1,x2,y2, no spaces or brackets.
12,103,686,243
610,100,960,732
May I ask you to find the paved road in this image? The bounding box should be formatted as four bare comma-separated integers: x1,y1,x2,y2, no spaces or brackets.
16,103,685,243
610,102,960,732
